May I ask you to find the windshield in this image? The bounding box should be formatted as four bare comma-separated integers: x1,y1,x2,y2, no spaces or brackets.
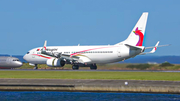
13,59,19,61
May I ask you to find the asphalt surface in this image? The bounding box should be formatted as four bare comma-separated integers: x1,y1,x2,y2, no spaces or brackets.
0,79,180,88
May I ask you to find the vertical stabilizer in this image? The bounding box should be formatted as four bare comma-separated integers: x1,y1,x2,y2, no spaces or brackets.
116,12,148,46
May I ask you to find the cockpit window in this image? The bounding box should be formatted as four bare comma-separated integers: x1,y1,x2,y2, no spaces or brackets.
27,52,30,54
13,59,19,61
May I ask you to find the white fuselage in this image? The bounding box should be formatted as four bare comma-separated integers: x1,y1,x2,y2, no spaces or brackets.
23,44,142,65
23,12,149,66
0,57,23,69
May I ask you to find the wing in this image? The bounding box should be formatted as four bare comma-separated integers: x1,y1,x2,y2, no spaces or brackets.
40,40,83,64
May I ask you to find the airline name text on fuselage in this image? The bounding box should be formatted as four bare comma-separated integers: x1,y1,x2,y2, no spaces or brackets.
46,48,58,51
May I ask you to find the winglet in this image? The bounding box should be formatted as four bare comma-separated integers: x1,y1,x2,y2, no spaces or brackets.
150,41,159,53
140,41,160,55
42,40,47,51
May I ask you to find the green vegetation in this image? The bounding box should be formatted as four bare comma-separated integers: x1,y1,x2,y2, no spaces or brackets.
0,71,180,81
126,64,152,70
159,62,174,67
19,63,71,70
8,62,180,81
19,63,180,70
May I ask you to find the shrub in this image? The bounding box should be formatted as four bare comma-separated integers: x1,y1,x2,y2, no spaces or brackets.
159,62,174,67
126,64,151,70
126,64,135,69
137,64,151,70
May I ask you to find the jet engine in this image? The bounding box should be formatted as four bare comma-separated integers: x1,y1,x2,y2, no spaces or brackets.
46,58,65,67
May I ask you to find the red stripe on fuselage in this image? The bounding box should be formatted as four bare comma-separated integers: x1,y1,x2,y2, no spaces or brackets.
70,46,118,56
32,54,52,59
32,46,118,59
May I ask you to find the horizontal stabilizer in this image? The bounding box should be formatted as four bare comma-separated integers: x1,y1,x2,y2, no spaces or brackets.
140,41,160,55
145,44,171,49
125,44,143,50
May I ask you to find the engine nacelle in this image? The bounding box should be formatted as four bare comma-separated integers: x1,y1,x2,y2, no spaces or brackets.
46,58,65,67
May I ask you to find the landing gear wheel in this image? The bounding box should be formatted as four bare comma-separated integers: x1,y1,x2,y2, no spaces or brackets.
72,65,79,70
90,64,97,70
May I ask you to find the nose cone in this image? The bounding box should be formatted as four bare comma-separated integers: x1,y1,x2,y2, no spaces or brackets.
23,54,27,61
18,61,23,67
23,54,31,63
13,61,23,67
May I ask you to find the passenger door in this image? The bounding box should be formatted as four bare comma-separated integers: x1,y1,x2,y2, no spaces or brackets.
117,48,121,57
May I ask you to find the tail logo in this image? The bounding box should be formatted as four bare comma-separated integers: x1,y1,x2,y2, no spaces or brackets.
133,27,144,46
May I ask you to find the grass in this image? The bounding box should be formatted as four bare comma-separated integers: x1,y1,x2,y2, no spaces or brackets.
19,63,180,70
0,71,180,81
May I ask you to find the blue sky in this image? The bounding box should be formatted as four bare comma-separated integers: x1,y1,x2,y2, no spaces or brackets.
0,0,179,56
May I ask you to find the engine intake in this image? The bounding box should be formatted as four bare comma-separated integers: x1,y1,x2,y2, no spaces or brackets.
46,58,65,67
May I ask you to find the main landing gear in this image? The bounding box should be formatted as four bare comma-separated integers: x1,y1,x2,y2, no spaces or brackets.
72,64,97,70
72,65,79,70
90,64,97,70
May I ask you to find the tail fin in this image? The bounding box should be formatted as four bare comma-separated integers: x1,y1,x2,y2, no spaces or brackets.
116,12,148,46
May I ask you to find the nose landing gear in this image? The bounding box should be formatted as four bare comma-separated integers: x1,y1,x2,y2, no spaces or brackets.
34,64,38,69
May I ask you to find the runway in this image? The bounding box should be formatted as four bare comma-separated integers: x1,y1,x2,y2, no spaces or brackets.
0,79,179,87
0,69,180,93
0,79,180,93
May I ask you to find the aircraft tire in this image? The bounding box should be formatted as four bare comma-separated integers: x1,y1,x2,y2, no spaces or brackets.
90,65,97,70
34,67,38,69
72,65,79,70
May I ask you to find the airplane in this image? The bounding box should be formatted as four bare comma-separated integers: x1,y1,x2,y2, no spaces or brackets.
23,12,169,70
0,56,23,69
